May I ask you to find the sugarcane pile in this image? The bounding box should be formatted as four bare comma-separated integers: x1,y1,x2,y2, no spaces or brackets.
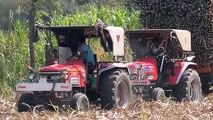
136,0,213,64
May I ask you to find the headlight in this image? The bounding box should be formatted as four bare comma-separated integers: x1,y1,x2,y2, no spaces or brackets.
29,73,35,80
146,74,154,80
61,71,69,80
30,73,39,82
71,77,79,84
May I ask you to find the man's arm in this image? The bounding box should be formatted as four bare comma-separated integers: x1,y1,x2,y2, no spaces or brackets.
154,41,165,55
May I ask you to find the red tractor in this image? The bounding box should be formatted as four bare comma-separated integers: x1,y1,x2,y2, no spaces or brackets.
16,22,133,111
125,29,203,101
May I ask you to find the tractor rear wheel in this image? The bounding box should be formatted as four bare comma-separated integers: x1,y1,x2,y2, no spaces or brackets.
18,93,35,112
151,87,166,101
70,93,89,111
100,69,132,109
172,69,202,102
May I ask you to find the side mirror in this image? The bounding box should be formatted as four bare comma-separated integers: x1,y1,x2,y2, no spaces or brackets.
33,21,45,43
42,15,52,25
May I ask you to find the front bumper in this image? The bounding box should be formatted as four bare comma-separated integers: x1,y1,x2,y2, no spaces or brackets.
16,78,72,92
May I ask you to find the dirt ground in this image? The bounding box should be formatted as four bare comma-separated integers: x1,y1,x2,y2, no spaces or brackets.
0,93,213,120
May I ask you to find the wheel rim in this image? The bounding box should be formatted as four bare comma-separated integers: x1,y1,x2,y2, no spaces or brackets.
158,91,165,101
190,80,200,101
116,81,129,108
77,97,89,111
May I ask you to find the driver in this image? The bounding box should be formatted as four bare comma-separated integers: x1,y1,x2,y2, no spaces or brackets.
78,38,95,74
149,37,165,56
58,35,73,64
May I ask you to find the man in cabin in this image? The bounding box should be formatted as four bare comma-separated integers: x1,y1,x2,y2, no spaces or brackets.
78,38,95,74
148,37,165,56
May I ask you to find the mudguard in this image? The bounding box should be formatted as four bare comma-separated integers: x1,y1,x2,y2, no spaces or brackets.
96,63,130,93
98,63,131,75
169,61,197,85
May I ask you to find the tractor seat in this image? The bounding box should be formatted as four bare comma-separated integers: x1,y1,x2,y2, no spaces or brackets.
58,47,73,64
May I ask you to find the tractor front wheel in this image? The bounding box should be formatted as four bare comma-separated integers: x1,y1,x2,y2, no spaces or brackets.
172,69,202,102
151,87,166,101
100,69,132,109
70,93,89,111
18,93,35,112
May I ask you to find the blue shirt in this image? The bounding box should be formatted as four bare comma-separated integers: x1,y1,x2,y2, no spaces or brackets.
80,43,95,66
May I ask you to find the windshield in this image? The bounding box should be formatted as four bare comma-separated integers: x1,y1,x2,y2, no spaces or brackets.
128,34,148,60
127,32,167,60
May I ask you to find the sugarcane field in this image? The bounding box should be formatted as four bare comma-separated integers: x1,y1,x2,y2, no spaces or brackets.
0,0,213,120
0,93,213,119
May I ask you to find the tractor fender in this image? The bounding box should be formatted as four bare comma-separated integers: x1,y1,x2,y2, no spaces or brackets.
98,63,130,75
169,62,197,85
96,63,130,93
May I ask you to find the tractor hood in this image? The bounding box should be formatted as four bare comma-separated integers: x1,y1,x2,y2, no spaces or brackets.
127,57,158,81
40,59,85,73
135,57,157,66
127,58,157,70
127,57,158,72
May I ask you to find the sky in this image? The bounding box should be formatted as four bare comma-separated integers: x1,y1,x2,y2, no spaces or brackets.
0,0,26,8
0,0,27,29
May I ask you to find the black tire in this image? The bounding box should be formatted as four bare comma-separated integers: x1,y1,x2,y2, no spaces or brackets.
100,69,132,109
172,69,202,102
200,74,212,95
151,87,166,101
70,93,89,112
18,93,35,112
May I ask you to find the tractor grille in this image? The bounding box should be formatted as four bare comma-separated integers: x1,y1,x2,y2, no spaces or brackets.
129,67,146,81
40,72,63,83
